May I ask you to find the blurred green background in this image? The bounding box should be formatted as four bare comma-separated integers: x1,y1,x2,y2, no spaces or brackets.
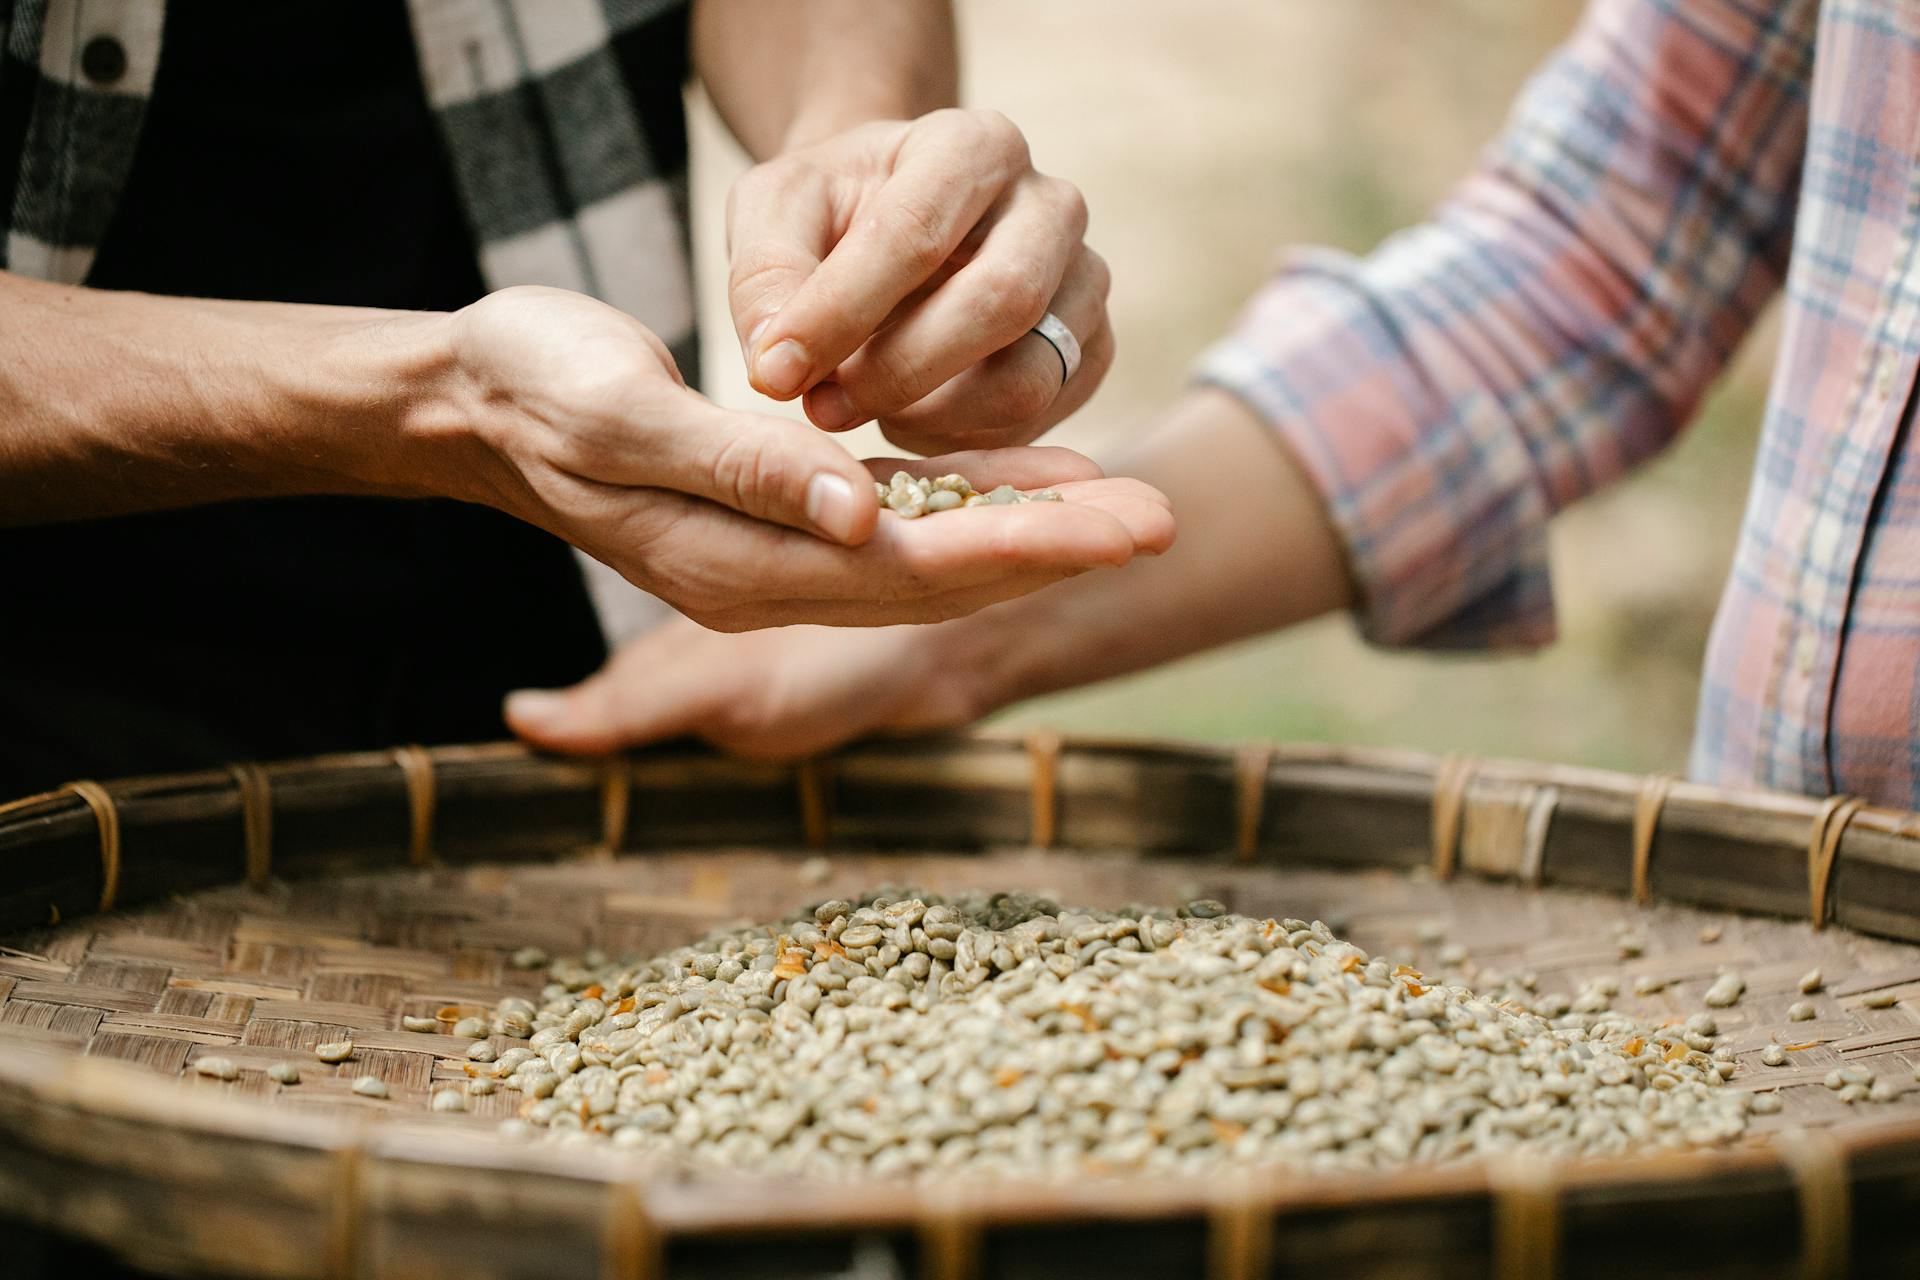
684,0,1778,774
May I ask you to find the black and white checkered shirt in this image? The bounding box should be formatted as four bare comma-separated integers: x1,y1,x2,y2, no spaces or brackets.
0,0,696,368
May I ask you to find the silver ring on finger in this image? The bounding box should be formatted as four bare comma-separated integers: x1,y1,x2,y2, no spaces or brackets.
1030,312,1081,386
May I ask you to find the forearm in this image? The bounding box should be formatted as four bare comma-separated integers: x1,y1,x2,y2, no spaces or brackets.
934,388,1354,717
691,0,957,158
0,272,458,526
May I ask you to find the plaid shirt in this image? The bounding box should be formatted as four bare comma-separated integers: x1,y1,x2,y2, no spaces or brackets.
0,0,696,371
1197,0,1920,807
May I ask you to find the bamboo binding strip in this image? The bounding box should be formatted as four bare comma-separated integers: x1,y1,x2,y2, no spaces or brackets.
1027,730,1062,850
1808,794,1866,931
1431,753,1475,879
1630,773,1674,907
1233,741,1273,863
1781,1132,1850,1280
795,757,832,850
229,762,274,889
601,1183,663,1280
391,744,436,867
920,1201,982,1280
598,757,631,859
62,779,121,913
327,1138,365,1280
1518,784,1558,887
1206,1184,1274,1280
1490,1155,1561,1280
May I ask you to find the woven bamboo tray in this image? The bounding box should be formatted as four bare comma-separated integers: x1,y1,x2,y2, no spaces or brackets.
5,735,1920,1279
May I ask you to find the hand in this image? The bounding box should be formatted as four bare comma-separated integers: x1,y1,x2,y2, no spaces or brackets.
436,286,1170,631
728,108,1113,454
506,615,961,759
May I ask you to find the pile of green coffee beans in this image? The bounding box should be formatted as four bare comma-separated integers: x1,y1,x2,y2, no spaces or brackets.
479,889,1758,1179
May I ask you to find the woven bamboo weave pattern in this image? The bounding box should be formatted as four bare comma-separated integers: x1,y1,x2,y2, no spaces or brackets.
8,850,1920,1135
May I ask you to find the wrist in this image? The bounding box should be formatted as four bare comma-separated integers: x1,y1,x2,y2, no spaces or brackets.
268,308,473,502
922,609,1035,726
777,106,901,155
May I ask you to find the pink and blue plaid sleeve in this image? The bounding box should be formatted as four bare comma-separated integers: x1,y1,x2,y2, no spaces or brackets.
1195,0,1812,649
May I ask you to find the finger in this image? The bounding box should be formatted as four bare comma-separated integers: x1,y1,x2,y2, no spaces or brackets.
803,175,1087,430
634,388,879,546
745,110,1028,400
1029,319,1116,434
864,477,1174,569
918,318,1116,453
858,478,1174,583
982,475,1176,557
725,163,834,370
698,478,1177,630
624,477,1170,626
504,632,711,754
878,248,1113,454
861,445,1105,490
1036,477,1177,554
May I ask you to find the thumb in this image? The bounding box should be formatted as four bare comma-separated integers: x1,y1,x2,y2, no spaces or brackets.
654,390,879,546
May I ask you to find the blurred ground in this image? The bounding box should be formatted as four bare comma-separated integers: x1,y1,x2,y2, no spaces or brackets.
685,0,1779,774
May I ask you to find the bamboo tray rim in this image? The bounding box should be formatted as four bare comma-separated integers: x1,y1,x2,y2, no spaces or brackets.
6,731,1920,1270
0,1028,1903,1235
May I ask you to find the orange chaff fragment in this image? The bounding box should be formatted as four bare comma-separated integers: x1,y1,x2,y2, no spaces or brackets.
613,996,636,1015
1340,954,1363,973
1210,1119,1247,1144
1257,978,1291,997
772,949,810,981
644,1067,670,1086
581,984,604,1000
994,1067,1024,1088
861,1096,879,1113
1781,1041,1818,1051
1664,1043,1690,1063
1062,1003,1099,1031
1621,1037,1645,1057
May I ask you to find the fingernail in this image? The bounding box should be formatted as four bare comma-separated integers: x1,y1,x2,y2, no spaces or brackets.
505,688,566,727
743,317,772,366
754,339,811,397
807,381,858,431
805,472,859,543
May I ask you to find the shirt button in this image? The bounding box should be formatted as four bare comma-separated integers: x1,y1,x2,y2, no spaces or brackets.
1793,631,1819,676
80,35,126,85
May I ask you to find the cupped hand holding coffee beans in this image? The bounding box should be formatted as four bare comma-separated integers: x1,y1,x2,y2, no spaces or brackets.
443,288,1172,633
